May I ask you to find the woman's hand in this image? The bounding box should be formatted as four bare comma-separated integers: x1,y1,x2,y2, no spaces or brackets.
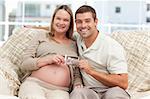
51,55,65,65
37,54,65,68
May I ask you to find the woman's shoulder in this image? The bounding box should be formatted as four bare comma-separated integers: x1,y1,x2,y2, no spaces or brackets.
69,39,76,45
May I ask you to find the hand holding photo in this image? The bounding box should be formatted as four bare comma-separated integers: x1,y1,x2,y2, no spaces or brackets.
64,55,79,66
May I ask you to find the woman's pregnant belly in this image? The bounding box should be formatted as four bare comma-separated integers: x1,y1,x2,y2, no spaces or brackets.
30,64,70,87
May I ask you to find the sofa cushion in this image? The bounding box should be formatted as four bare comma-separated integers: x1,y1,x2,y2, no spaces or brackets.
0,27,49,95
0,95,19,99
111,30,150,92
0,27,48,66
0,57,20,95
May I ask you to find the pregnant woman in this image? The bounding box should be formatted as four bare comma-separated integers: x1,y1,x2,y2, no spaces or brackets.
18,5,82,99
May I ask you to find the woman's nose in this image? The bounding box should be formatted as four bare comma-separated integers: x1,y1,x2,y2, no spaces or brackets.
59,20,64,24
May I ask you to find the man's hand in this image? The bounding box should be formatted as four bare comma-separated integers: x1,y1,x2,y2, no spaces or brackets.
78,59,93,74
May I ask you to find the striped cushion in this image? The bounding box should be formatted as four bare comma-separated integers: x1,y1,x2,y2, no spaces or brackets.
0,58,20,95
0,27,49,95
111,30,150,92
0,27,48,66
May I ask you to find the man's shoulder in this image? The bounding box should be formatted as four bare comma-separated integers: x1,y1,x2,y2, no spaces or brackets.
73,32,81,41
103,34,121,44
100,33,124,50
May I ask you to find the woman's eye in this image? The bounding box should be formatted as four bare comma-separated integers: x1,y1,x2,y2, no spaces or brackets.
64,19,69,22
56,17,61,20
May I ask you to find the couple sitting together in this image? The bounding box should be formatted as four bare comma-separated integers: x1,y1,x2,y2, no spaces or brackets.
2,4,130,99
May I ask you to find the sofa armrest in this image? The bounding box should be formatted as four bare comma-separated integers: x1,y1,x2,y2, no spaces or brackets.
141,96,150,99
0,41,4,47
0,95,19,99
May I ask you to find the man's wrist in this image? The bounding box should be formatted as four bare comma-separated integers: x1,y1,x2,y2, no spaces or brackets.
87,68,94,75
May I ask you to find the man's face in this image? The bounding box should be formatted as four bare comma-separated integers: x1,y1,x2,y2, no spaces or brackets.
75,12,98,38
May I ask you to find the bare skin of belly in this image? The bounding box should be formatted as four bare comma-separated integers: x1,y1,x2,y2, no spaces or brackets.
30,64,70,87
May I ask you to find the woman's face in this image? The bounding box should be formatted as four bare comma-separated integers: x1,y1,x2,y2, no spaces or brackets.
53,9,71,34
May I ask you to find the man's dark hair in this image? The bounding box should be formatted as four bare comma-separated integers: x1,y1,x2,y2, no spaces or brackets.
75,5,97,20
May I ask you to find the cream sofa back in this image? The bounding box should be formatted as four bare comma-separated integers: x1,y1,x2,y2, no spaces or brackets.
0,27,49,95
111,30,150,94
1,28,150,96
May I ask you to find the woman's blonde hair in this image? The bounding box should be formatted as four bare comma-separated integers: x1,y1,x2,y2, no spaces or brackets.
50,5,74,39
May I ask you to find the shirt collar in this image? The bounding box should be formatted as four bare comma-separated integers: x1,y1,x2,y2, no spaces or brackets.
89,32,102,50
80,31,104,51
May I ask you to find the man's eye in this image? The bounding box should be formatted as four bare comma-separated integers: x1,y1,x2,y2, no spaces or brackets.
76,20,82,24
85,20,90,23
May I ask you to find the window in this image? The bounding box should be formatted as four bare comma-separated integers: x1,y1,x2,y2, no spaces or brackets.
115,7,121,13
0,0,5,22
1,0,150,42
25,4,40,17
0,25,5,41
0,0,55,41
147,4,150,11
146,17,150,22
46,5,50,9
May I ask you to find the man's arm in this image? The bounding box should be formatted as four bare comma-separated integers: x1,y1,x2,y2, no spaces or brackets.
89,69,128,89
79,60,128,90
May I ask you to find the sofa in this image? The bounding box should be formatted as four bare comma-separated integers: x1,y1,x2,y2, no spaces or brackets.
111,30,150,99
0,27,150,99
0,27,49,98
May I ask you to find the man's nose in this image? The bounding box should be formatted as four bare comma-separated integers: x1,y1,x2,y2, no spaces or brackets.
81,22,87,28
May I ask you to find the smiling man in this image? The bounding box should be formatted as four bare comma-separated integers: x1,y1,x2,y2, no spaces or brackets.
70,5,130,99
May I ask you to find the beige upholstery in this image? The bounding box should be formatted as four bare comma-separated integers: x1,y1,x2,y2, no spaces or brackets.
0,27,49,95
0,95,19,99
0,28,150,99
111,30,150,99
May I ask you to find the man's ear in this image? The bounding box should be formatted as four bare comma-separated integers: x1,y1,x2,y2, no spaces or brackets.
95,18,98,26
